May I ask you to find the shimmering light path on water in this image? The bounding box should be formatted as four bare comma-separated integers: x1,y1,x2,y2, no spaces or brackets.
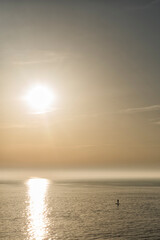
26,178,50,240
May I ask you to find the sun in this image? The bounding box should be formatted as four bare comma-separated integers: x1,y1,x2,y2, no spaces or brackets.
25,85,54,113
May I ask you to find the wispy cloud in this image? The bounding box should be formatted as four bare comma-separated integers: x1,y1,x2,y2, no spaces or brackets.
149,117,160,125
155,121,160,125
120,105,160,114
0,49,69,65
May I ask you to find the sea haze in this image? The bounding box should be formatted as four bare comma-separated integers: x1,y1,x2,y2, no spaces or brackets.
0,170,160,240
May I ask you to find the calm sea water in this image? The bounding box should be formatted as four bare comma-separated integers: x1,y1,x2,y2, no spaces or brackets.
0,178,160,240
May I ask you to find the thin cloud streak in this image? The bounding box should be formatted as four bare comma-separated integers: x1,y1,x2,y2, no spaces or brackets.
0,49,69,65
63,105,160,119
153,121,160,125
120,105,160,114
149,118,160,125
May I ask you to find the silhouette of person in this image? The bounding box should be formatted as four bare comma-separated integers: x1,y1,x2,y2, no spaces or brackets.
116,199,120,206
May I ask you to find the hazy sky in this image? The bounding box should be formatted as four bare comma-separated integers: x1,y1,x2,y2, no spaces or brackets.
0,0,160,169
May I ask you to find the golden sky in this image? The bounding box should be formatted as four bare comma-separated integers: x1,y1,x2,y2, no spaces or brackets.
0,0,160,168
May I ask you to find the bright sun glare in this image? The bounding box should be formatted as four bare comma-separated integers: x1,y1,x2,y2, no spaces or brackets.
25,85,54,113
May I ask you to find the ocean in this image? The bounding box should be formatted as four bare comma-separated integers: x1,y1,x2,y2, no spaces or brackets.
0,176,160,240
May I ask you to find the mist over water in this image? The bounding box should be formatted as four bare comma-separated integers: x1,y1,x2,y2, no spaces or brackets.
0,168,160,182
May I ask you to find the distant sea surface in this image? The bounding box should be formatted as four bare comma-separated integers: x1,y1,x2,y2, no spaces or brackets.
0,177,160,240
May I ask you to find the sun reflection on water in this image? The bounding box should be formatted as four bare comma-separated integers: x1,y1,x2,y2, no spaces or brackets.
26,178,50,240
